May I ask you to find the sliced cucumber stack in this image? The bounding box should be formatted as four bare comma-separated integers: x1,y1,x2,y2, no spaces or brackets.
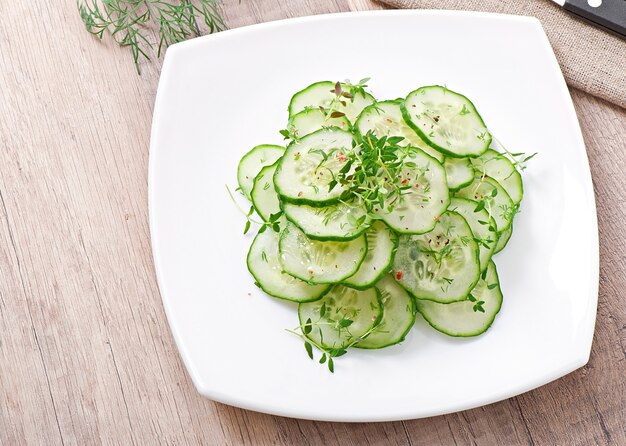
494,224,513,254
342,221,398,289
402,86,491,158
299,285,383,349
448,197,498,272
288,108,351,138
416,261,503,337
378,149,450,234
282,200,370,241
289,81,375,123
247,229,330,302
237,144,285,199
392,211,480,303
279,223,367,284
356,274,416,349
251,162,281,221
274,129,354,206
355,100,444,163
444,157,474,191
471,148,523,205
455,176,515,234
233,79,531,370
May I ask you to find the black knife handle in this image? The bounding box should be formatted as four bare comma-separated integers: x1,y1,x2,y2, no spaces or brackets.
564,0,626,39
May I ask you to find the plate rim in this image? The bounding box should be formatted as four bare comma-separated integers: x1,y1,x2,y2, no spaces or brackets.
148,9,599,422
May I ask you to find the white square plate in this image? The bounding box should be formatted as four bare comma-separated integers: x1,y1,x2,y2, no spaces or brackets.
149,10,598,421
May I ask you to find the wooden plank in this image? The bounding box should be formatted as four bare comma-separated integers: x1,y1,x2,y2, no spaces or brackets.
0,0,624,444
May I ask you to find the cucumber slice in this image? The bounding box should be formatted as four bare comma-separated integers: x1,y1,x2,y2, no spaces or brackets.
237,144,285,200
494,224,513,254
455,176,515,233
355,275,416,349
282,200,370,241
378,149,450,234
416,261,503,337
279,223,367,284
274,129,354,206
288,108,351,138
355,100,444,163
471,149,523,205
288,81,375,123
444,157,474,191
393,211,480,303
251,162,280,221
342,221,398,289
298,285,383,349
448,197,498,272
402,86,491,158
247,228,330,302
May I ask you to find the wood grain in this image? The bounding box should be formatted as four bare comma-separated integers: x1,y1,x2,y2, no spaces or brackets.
0,0,624,444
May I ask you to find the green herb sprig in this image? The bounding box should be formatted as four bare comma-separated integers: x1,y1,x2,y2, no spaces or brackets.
78,0,224,73
325,131,431,221
280,79,371,142
468,293,486,313
286,301,378,373
489,137,538,173
225,185,282,235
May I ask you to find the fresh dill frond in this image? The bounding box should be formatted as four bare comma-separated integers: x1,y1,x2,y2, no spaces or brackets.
78,0,225,73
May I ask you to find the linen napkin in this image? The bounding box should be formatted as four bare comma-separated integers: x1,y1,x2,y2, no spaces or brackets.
378,0,626,108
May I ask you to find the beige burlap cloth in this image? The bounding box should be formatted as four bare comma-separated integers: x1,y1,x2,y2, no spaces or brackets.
378,0,626,108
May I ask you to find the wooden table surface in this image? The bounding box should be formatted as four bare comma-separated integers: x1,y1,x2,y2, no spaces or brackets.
1,0,625,444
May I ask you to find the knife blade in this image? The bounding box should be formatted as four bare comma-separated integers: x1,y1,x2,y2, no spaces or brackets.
552,0,626,39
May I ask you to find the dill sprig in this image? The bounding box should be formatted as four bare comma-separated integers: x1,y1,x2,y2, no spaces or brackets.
78,0,225,73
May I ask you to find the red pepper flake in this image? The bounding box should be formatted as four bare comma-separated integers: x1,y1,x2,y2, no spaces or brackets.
395,271,404,281
401,179,408,184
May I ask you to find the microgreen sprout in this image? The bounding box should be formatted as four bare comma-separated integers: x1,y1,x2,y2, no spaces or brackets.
286,298,379,373
321,131,432,223
492,137,538,173
467,293,486,313
226,185,282,235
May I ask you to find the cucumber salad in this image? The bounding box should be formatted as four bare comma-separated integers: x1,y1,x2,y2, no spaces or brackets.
233,79,535,372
